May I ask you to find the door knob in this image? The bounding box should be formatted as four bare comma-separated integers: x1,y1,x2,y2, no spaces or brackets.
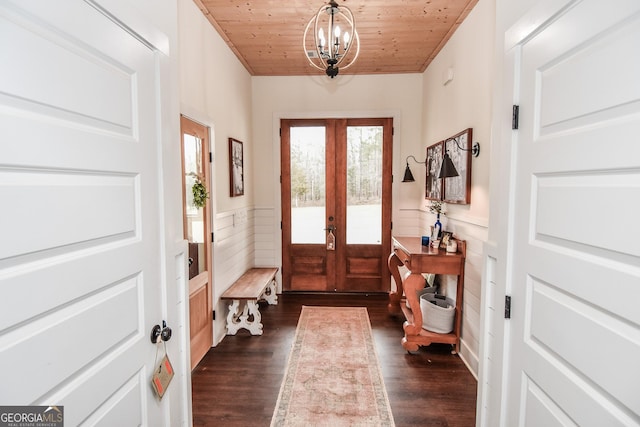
150,321,173,343
150,324,162,343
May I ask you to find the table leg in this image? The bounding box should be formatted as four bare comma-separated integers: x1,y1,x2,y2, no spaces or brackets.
388,252,404,315
403,272,425,336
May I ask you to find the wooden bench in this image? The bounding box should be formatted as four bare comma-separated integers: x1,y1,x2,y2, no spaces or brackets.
220,267,278,335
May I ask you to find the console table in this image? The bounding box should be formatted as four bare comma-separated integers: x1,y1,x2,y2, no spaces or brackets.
388,236,466,353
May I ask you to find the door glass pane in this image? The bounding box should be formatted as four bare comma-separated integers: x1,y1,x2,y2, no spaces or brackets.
346,126,382,244
290,127,326,244
183,133,206,279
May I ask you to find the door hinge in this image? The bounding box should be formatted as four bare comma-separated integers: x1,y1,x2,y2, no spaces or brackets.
209,152,212,163
280,221,283,230
505,295,512,319
212,310,216,320
392,127,395,135
211,232,214,243
390,221,393,230
279,128,282,137
512,105,519,130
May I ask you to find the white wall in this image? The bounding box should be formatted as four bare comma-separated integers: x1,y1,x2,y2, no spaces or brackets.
251,73,425,283
420,0,495,376
178,0,255,344
251,73,424,206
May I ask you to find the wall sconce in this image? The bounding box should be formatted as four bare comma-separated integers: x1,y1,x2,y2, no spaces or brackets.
402,136,480,183
402,155,423,182
439,137,480,178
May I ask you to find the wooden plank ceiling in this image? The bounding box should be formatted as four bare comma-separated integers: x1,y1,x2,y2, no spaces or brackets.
193,0,479,76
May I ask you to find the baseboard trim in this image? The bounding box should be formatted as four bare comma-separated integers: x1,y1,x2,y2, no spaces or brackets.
458,339,479,381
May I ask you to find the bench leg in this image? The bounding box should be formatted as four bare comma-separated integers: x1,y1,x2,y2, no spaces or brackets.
226,299,263,336
260,278,278,305
245,301,263,335
225,300,242,335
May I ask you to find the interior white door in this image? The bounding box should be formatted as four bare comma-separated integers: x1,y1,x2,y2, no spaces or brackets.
505,1,640,426
0,1,168,425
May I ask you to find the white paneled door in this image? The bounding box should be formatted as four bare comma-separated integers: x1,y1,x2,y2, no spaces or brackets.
0,1,170,425
505,0,640,426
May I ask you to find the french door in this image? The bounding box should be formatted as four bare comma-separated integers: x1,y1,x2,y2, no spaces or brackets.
180,116,213,369
281,118,392,292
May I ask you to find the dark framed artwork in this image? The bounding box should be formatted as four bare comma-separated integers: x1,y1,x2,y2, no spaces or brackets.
425,141,444,200
229,138,244,197
443,128,472,204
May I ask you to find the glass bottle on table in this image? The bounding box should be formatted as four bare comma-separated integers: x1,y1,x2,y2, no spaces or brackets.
432,213,442,242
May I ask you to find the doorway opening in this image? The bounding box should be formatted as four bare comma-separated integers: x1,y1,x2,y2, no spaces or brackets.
180,115,213,369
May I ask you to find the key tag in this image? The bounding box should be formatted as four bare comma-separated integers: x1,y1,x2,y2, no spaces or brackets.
151,340,174,399
327,229,335,250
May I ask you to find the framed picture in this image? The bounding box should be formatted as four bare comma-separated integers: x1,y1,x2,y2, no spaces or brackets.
443,128,472,204
440,231,453,249
229,138,244,197
425,141,444,200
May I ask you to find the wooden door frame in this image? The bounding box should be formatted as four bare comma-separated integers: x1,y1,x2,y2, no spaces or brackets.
180,115,213,369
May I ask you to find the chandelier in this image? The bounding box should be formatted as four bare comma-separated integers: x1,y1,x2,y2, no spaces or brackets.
303,0,360,78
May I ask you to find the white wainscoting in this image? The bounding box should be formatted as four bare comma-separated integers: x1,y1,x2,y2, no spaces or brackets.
425,210,486,378
212,207,255,344
254,206,281,291
211,206,280,344
254,207,278,266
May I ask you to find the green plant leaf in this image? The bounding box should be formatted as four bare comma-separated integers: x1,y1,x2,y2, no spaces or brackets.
192,180,209,208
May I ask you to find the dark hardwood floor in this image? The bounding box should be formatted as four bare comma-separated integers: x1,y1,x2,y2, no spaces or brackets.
191,293,477,426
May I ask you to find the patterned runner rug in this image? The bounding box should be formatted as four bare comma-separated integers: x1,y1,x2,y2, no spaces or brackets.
271,306,395,426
